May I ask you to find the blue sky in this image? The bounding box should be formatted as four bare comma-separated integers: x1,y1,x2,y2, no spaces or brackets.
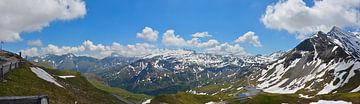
2,0,359,58
6,0,297,54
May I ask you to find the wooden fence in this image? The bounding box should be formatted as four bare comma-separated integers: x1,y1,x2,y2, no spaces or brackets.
0,60,19,81
0,95,49,104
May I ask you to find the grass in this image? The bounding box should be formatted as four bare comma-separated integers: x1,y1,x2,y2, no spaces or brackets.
234,92,360,104
0,63,123,104
317,93,360,104
194,84,231,94
84,73,152,102
150,92,221,104
245,93,309,104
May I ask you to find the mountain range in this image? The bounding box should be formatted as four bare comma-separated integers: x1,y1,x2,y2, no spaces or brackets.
28,26,360,103
29,48,284,95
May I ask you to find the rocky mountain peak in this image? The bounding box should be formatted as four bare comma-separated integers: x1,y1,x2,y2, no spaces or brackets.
256,26,360,95
327,26,360,60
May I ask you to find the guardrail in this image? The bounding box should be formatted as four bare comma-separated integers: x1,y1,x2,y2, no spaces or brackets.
0,60,20,81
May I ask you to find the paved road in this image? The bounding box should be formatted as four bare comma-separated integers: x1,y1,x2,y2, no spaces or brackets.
112,94,135,104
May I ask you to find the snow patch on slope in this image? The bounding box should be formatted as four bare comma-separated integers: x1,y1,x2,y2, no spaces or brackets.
58,75,76,79
310,100,352,104
30,67,63,88
351,85,360,92
259,57,360,95
317,60,360,95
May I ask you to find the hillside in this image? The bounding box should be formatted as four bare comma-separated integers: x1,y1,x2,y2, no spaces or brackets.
0,55,123,104
84,73,152,103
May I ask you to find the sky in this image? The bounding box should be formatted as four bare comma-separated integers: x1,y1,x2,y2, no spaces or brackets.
1,0,359,59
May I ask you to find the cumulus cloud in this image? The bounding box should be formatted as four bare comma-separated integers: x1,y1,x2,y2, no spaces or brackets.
0,0,86,42
111,42,163,57
21,47,39,57
192,32,211,38
206,43,247,56
21,40,162,59
261,0,360,39
187,38,219,48
21,27,259,58
235,31,262,47
136,27,159,42
162,30,220,48
162,29,188,47
27,40,43,47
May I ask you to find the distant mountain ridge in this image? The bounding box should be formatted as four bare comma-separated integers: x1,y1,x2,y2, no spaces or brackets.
28,49,285,95
28,53,139,74
102,50,284,95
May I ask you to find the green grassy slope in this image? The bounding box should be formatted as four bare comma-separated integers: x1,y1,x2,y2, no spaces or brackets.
150,92,360,104
150,92,221,104
0,63,123,104
84,74,152,102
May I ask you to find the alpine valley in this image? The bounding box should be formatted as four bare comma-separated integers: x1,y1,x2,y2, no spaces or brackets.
28,27,360,104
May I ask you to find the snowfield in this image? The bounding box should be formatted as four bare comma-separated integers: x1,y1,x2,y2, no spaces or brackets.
298,94,313,99
141,99,151,104
310,100,352,104
58,75,76,79
351,85,360,92
30,67,64,88
205,101,226,104
187,90,208,95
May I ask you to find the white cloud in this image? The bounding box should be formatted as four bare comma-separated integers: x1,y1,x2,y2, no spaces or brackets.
206,43,247,56
235,31,262,47
21,40,162,59
21,28,259,58
187,38,219,48
162,30,220,48
136,27,159,42
27,40,43,47
162,29,188,47
21,47,38,57
21,39,252,58
192,32,211,38
111,42,163,57
261,0,360,39
0,0,86,42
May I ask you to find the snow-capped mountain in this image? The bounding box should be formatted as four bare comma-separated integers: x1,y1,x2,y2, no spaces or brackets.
103,50,275,95
28,46,285,96
28,53,138,73
256,26,360,95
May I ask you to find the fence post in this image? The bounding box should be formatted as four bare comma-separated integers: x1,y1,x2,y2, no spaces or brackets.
1,65,2,81
9,62,12,70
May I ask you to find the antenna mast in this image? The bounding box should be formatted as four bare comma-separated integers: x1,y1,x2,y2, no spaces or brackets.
0,41,4,50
